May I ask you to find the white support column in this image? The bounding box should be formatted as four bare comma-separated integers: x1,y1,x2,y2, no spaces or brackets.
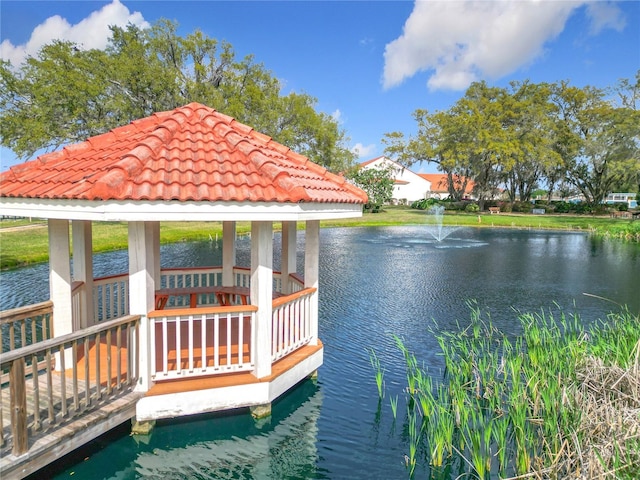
49,219,73,369
281,221,297,294
151,221,161,284
71,220,94,328
222,221,236,286
251,221,273,379
305,220,320,346
128,222,156,392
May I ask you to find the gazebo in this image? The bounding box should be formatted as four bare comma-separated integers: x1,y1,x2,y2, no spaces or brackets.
0,102,367,426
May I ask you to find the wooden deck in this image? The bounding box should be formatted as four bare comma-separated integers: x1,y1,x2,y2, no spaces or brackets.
1,328,321,479
1,337,142,479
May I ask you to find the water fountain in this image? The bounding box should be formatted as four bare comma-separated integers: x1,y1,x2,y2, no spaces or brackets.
425,204,458,242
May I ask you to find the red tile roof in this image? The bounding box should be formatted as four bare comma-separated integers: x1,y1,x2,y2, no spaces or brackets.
0,103,367,204
418,173,475,194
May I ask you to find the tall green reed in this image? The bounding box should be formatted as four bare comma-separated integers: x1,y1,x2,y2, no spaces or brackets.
373,306,640,478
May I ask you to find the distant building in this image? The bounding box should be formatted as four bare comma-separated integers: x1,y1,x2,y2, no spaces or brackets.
605,193,637,209
418,173,475,200
359,156,475,203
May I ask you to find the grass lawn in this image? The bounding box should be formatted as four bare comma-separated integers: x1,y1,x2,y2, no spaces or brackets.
1,206,638,270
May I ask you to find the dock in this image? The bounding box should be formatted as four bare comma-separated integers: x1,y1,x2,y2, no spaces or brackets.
1,312,141,479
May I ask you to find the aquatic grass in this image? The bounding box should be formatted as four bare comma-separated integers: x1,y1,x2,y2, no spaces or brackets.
405,408,422,477
390,394,399,419
368,348,385,399
376,306,640,478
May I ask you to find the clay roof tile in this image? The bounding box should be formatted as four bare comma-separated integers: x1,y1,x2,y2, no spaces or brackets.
1,102,367,205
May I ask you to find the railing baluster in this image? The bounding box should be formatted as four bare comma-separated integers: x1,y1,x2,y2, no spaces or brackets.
20,319,27,349
0,382,4,448
200,314,207,372
116,324,122,388
46,349,54,424
106,329,112,395
175,317,181,373
31,353,40,432
31,353,40,431
72,340,79,411
10,358,27,455
9,322,15,351
162,317,168,375
95,332,102,400
30,315,37,344
59,344,67,418
124,282,130,318
93,286,99,322
226,313,232,366
188,315,194,372
100,287,107,321
126,322,132,385
84,337,90,407
214,314,220,368
238,312,244,366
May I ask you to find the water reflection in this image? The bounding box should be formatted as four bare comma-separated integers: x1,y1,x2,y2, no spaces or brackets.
4,227,639,479
46,380,323,479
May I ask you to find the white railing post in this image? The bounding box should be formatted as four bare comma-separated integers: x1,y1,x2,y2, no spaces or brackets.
49,219,74,370
281,221,297,294
222,221,236,287
251,221,273,379
305,220,320,346
129,222,156,393
72,220,94,328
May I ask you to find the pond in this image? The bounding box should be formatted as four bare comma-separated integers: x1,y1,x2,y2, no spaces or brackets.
4,226,638,479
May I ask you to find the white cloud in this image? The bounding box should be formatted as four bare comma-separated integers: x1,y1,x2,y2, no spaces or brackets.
351,143,376,159
586,2,626,34
0,0,149,67
382,0,626,92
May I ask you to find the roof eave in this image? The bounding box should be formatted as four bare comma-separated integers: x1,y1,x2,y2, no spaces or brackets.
0,197,364,222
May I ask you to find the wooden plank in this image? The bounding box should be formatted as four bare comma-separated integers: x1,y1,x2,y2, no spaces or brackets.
0,301,53,325
10,358,27,455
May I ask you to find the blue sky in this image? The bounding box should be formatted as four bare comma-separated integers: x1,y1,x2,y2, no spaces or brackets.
1,1,638,173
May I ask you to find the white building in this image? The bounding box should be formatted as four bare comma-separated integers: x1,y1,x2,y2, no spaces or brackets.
359,156,431,204
359,157,475,203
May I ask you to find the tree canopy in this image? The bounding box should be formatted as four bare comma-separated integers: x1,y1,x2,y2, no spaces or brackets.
347,164,397,212
0,20,355,173
384,75,640,208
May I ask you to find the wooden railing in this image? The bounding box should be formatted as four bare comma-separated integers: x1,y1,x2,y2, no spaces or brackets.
271,288,316,362
148,306,257,381
288,273,306,293
93,274,129,322
233,267,251,288
0,315,140,455
91,267,305,313
0,301,53,354
161,266,222,290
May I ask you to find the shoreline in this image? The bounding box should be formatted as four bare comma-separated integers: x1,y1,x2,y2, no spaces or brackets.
1,208,638,270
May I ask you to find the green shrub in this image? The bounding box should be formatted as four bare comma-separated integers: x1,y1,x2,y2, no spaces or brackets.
573,202,593,214
553,201,572,213
411,198,440,210
465,203,479,213
445,201,465,211
512,201,532,213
